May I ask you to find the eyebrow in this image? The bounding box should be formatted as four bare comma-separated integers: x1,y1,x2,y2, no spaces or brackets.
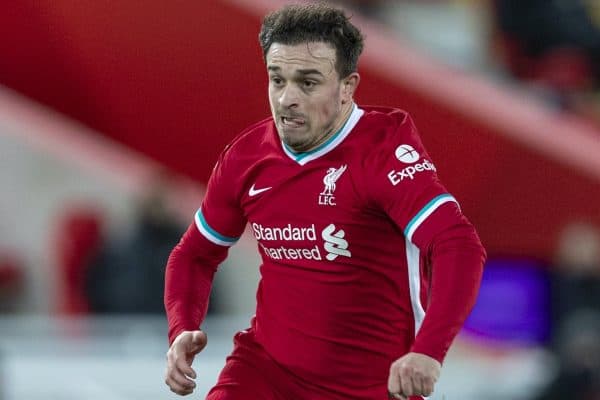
267,66,325,77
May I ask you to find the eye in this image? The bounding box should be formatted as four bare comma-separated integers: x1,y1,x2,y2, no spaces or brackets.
270,76,283,86
303,80,316,89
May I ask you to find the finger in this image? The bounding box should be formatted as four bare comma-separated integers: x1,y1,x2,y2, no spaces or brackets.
422,376,435,397
165,374,195,396
175,355,197,379
166,350,196,381
399,366,413,397
166,360,196,389
411,373,423,396
388,366,400,396
388,393,407,400
388,364,410,399
170,369,196,390
168,381,193,396
171,361,196,387
169,383,194,396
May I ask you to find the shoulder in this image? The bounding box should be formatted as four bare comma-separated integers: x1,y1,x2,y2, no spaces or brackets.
221,116,275,158
209,116,275,181
357,105,418,144
360,105,411,124
352,106,422,162
353,106,435,184
206,117,275,200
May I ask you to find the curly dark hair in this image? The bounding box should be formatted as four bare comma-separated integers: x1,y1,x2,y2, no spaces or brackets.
258,3,364,78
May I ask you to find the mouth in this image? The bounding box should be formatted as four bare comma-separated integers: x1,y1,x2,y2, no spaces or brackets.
280,116,306,128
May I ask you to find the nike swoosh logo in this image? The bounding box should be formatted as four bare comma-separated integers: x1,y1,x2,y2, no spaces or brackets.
249,184,272,197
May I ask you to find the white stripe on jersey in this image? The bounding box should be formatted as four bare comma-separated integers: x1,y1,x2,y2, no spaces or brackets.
405,194,458,338
405,239,425,335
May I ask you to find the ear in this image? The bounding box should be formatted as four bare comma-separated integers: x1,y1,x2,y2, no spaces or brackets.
341,72,360,104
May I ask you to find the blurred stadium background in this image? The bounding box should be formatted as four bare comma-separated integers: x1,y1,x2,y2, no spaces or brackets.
1,0,599,399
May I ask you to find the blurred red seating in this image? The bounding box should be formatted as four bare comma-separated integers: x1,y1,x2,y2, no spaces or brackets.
53,205,104,315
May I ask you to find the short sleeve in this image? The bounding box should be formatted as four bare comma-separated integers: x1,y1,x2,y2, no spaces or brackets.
366,113,459,248
195,146,247,246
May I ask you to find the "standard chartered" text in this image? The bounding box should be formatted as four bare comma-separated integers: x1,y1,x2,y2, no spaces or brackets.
259,243,322,260
252,223,316,241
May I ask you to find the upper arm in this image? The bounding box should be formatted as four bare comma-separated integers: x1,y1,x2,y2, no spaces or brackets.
196,146,247,247
366,114,460,249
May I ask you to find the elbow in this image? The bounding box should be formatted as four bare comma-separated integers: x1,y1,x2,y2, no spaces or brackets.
430,222,487,268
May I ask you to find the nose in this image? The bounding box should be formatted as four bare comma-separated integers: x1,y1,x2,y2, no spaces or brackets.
278,84,299,109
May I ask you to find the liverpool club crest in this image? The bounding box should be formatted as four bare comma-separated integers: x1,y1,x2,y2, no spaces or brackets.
319,164,347,206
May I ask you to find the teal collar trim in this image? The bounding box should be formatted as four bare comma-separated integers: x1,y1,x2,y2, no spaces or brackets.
281,104,363,165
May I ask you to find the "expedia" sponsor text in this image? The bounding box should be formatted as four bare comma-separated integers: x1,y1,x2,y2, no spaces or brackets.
387,159,436,186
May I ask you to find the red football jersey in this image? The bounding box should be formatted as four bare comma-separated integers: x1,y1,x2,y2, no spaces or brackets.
166,105,485,399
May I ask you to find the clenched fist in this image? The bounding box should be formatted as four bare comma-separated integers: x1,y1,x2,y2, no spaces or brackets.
387,352,441,399
165,330,208,396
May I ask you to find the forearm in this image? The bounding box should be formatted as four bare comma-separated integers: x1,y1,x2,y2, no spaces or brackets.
164,223,228,344
410,222,486,363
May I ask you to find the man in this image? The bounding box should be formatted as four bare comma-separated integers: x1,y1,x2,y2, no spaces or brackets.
164,4,486,400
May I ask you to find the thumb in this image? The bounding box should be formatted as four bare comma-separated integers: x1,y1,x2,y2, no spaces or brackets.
189,330,207,353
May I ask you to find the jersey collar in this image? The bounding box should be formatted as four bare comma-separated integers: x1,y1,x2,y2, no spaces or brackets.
280,104,364,165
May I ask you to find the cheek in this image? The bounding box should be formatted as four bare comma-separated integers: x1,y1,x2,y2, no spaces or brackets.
314,93,337,116
268,90,277,110
319,94,340,120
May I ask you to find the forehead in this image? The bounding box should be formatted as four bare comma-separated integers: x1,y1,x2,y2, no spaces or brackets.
266,42,337,75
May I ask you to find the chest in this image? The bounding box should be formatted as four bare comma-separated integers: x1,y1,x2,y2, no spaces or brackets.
240,158,362,227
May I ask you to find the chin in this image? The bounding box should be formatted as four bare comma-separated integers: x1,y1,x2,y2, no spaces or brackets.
282,135,309,151
282,138,303,150
280,128,306,142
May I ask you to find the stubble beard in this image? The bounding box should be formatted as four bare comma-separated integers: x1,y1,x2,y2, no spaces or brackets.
279,125,311,152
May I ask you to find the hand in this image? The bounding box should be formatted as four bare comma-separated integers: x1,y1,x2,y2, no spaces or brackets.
165,330,207,396
387,352,441,399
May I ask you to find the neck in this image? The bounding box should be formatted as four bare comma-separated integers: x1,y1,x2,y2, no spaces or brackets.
303,101,354,153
